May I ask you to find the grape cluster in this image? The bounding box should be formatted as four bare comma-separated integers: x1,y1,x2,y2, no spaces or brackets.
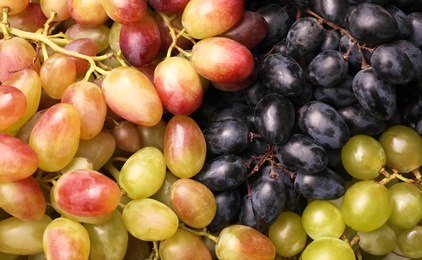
0,0,422,259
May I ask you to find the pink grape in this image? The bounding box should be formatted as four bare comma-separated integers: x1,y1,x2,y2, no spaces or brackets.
0,85,27,130
101,0,147,25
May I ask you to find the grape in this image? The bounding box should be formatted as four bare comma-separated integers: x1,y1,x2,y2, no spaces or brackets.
407,12,422,49
182,0,244,39
320,30,341,51
203,118,250,155
101,0,147,25
148,0,190,13
68,0,108,27
207,189,241,233
43,217,91,260
193,154,247,191
190,37,255,84
154,56,203,116
0,85,26,131
111,120,142,153
384,5,411,39
294,167,346,200
345,3,398,46
119,13,161,68
84,211,128,260
7,3,47,32
253,94,295,145
0,215,51,255
378,125,422,173
259,53,305,97
122,198,179,241
397,225,422,258
65,23,110,53
357,223,397,256
215,224,276,260
285,17,325,58
313,75,357,109
0,176,46,222
352,68,397,120
150,170,179,211
298,101,350,149
0,37,41,83
0,0,29,15
256,4,290,50
268,211,307,257
341,180,393,232
64,38,98,75
40,0,70,22
393,39,422,81
119,146,166,199
238,195,267,234
159,228,212,260
137,119,167,152
277,133,328,174
341,134,386,180
388,182,422,229
310,0,349,25
163,115,206,178
300,237,355,260
307,50,349,88
170,178,216,228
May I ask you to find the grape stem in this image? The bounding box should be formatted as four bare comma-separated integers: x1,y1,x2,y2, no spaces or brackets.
1,7,11,39
102,157,128,182
379,168,415,185
179,223,219,244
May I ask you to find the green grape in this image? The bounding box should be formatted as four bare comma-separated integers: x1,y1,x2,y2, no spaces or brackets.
124,233,152,260
119,146,167,199
150,170,179,211
397,225,422,258
268,211,307,257
0,215,52,255
300,237,355,260
122,198,179,241
357,223,396,256
388,182,422,229
159,228,212,260
137,119,167,152
378,125,422,173
302,200,346,240
84,210,128,260
341,135,386,179
341,180,393,232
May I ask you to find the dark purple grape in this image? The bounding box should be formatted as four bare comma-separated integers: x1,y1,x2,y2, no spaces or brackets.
279,171,301,212
408,12,422,49
203,118,250,155
289,83,314,107
339,34,372,70
337,102,388,136
294,167,346,200
244,79,269,107
320,30,341,51
256,4,290,50
345,3,398,46
352,68,397,120
285,17,325,58
307,50,349,87
298,101,350,149
310,0,349,25
253,94,295,145
218,11,268,49
370,43,413,84
393,40,422,81
207,189,241,233
259,53,306,97
313,74,357,108
250,166,286,227
193,154,247,191
209,103,250,123
276,134,329,174
238,195,267,234
384,5,412,39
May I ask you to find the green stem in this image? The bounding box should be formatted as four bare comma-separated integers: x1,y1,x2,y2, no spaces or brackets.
179,223,219,244
1,7,11,39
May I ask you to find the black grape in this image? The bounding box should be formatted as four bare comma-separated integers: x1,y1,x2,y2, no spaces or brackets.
320,30,341,51
285,17,325,58
307,50,349,87
208,102,250,123
250,166,286,227
238,195,267,234
253,94,295,145
408,12,422,49
352,68,397,120
294,167,346,200
345,3,398,46
203,118,250,155
193,154,248,191
298,101,350,149
337,102,388,136
278,171,301,212
244,79,269,107
256,4,290,50
384,5,412,39
207,189,241,233
339,34,372,70
277,134,329,174
313,74,357,108
310,0,349,25
370,42,413,84
393,39,422,81
259,53,306,97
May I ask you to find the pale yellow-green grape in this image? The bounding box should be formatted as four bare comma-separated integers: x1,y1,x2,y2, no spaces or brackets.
0,215,52,255
388,182,422,229
60,157,94,174
268,211,307,257
84,210,128,260
300,237,355,260
150,170,180,211
122,198,179,241
43,217,90,260
302,200,346,240
397,225,422,258
119,146,166,199
358,223,397,256
108,21,122,52
137,118,167,152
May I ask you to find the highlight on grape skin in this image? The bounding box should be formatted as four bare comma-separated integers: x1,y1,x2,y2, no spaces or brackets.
0,0,421,259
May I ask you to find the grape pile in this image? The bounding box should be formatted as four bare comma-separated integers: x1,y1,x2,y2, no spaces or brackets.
1,0,422,259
